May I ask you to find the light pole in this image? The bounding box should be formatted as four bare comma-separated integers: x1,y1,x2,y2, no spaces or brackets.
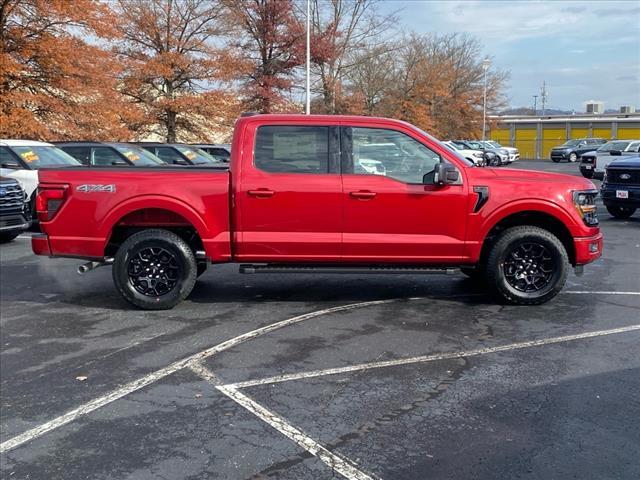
305,0,311,115
481,57,490,141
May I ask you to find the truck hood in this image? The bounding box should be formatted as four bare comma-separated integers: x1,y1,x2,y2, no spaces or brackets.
479,166,596,189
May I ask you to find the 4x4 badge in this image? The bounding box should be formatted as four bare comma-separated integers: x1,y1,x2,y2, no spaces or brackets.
76,184,116,193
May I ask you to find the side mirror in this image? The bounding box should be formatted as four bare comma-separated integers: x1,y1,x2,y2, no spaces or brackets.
431,162,460,186
609,150,622,156
1,161,21,169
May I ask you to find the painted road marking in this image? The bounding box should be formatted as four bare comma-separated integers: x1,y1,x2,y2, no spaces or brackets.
2,292,639,454
565,291,640,295
189,363,374,480
227,324,640,389
0,300,393,454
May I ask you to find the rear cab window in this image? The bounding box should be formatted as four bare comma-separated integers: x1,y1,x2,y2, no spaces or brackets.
254,126,330,173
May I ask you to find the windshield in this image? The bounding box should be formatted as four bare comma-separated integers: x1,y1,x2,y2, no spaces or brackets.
561,140,580,147
112,145,164,166
486,141,501,148
598,141,630,152
175,146,219,165
11,146,80,169
466,141,485,150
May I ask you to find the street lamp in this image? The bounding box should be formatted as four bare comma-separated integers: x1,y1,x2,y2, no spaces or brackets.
305,0,311,115
481,57,490,141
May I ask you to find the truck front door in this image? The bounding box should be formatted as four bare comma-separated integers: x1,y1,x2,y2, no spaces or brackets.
341,126,469,263
235,124,342,262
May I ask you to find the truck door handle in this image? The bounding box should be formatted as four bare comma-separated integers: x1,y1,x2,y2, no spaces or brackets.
349,190,376,200
248,189,275,198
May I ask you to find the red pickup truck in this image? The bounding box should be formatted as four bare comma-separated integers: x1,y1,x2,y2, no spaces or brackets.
33,114,602,309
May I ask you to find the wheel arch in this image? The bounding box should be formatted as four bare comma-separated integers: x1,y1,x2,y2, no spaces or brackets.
100,196,210,258
478,208,578,267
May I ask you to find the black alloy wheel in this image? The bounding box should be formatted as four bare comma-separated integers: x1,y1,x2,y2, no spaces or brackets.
128,246,180,296
502,242,554,293
485,226,568,305
113,229,197,310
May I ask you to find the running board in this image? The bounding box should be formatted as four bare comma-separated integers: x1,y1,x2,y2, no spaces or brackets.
239,264,458,275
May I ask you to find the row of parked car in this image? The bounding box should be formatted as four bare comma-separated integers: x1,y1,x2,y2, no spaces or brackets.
549,137,640,219
0,140,231,242
550,137,640,180
443,140,520,166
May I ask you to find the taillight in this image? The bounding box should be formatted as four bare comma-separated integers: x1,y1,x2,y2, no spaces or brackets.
36,184,68,222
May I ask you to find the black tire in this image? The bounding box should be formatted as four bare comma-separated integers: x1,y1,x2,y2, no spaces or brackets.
606,205,636,219
551,157,560,163
0,232,20,244
112,229,197,310
485,226,568,305
568,152,578,162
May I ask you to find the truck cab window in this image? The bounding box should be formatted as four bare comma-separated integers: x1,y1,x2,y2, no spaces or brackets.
348,127,441,184
255,126,329,173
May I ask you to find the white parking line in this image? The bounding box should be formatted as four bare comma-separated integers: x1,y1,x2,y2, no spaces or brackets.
565,291,640,295
0,300,393,454
189,363,374,480
227,324,640,389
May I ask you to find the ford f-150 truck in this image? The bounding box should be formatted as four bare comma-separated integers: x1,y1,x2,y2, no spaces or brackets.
32,114,603,309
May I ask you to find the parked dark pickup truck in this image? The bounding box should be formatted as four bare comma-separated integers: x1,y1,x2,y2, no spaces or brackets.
33,114,602,309
0,176,31,243
601,156,640,219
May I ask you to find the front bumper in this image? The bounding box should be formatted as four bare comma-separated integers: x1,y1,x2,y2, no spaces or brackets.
601,184,640,208
573,232,603,265
550,151,569,160
0,214,31,234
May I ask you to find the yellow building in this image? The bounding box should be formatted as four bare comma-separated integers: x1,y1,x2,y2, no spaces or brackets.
489,113,640,159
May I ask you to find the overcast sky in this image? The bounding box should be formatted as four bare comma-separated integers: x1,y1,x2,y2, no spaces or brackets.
380,0,640,111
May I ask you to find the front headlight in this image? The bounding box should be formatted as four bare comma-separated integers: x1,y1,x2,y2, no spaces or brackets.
472,152,483,158
573,190,598,226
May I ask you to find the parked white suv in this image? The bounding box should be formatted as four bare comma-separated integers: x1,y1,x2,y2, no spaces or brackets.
442,141,486,165
0,139,80,212
483,141,519,162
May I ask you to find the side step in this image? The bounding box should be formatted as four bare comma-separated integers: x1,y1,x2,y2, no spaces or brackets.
239,264,458,275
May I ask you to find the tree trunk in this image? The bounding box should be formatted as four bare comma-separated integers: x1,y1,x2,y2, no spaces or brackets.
166,109,177,143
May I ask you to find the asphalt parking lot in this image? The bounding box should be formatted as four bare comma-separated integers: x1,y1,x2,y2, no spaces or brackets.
1,160,639,480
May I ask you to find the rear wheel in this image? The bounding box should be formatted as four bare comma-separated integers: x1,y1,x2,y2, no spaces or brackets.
113,229,197,310
569,152,578,162
485,226,568,305
606,205,636,219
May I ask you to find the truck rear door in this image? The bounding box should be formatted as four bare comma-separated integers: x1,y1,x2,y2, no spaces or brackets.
340,125,468,263
234,124,342,262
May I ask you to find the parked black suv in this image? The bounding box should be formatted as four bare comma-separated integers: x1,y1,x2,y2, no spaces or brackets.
550,138,606,162
600,156,640,219
133,143,222,166
0,176,31,243
54,142,164,166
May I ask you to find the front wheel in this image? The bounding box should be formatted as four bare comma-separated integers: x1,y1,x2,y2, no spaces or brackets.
606,205,636,219
569,152,578,162
485,226,568,305
0,232,20,244
113,229,197,310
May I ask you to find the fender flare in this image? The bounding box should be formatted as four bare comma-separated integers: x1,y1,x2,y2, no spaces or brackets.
98,195,211,241
478,199,582,241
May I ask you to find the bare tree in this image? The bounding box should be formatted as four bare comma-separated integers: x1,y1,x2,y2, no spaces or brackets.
308,0,396,114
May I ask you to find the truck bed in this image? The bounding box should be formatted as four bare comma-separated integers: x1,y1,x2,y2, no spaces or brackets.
36,166,231,261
